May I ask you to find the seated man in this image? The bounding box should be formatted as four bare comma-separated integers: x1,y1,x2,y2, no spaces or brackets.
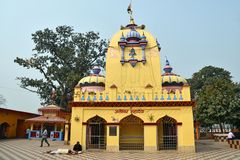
73,141,82,154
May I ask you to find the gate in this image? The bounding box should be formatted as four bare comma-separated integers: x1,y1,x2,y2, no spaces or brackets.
0,122,10,139
119,115,144,150
86,116,106,149
157,116,177,150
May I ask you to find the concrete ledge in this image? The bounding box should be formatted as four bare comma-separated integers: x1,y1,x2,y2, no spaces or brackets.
177,146,195,153
107,146,119,152
228,140,240,149
213,134,228,142
144,146,157,152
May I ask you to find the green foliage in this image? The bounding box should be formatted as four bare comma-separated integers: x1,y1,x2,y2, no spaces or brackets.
190,66,240,130
188,66,231,100
14,26,107,108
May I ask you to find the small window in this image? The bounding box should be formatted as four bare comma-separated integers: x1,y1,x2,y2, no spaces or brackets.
109,126,117,136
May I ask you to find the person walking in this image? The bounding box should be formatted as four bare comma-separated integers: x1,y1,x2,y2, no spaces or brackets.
40,127,50,147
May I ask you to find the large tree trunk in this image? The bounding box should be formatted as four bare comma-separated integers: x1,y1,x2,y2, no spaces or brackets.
219,123,223,133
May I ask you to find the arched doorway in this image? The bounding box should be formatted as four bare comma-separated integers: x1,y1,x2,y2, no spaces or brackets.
86,116,106,149
119,115,144,150
157,116,177,150
0,122,10,139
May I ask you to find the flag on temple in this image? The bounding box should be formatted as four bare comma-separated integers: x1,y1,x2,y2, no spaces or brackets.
127,3,132,14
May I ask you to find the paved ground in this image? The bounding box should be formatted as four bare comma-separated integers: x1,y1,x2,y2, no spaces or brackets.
0,139,240,160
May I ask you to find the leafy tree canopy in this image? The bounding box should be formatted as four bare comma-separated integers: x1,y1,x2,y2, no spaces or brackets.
188,65,232,100
190,66,240,131
14,26,107,108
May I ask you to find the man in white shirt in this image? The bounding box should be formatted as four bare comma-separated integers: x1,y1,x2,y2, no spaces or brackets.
40,127,50,147
227,130,235,140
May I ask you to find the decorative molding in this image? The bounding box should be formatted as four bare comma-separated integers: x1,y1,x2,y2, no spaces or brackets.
70,101,195,108
145,84,153,88
106,123,120,125
148,114,154,122
82,122,119,125
74,116,80,122
110,84,117,89
143,123,156,125
82,122,182,126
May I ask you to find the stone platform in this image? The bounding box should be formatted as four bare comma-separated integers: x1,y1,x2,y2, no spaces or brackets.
0,139,240,160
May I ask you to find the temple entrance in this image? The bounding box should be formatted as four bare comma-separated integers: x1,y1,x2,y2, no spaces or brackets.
86,116,106,149
0,122,10,139
119,115,144,150
157,116,177,150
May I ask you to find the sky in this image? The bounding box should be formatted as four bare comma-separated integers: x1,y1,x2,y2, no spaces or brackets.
0,0,239,113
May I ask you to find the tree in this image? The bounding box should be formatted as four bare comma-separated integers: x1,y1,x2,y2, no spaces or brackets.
14,26,107,108
190,66,240,132
195,77,239,132
0,95,6,105
188,66,232,100
228,83,240,128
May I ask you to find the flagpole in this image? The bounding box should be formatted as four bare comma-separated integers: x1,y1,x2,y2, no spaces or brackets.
127,0,135,24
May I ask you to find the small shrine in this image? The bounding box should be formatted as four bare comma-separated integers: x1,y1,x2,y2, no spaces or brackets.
26,97,70,141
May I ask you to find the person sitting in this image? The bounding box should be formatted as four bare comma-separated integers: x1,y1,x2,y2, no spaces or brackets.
73,141,82,154
227,130,235,140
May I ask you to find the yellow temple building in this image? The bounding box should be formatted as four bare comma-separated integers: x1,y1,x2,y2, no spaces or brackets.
69,8,195,152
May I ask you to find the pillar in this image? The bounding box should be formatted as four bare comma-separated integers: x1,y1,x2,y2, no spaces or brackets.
64,123,69,145
54,124,57,131
30,124,34,130
144,125,157,151
70,108,83,145
40,124,43,134
141,45,146,63
82,125,86,150
120,46,125,64
177,108,195,153
106,125,119,152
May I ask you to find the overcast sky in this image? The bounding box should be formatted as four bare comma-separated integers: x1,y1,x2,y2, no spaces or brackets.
0,0,239,113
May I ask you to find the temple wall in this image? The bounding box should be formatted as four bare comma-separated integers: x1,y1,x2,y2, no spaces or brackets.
70,106,195,152
0,109,37,138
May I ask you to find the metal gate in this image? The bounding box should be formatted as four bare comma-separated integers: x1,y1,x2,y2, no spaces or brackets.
119,115,144,150
86,116,106,149
157,116,177,150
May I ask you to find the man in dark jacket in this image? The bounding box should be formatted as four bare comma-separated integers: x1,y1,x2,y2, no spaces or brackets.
73,141,82,154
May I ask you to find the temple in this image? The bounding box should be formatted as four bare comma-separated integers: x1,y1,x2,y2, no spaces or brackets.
26,104,70,141
69,6,195,152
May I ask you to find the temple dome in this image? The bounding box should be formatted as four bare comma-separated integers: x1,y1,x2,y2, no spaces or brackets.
162,60,188,86
78,75,105,86
162,74,188,86
78,66,105,92
109,26,158,48
126,28,141,41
